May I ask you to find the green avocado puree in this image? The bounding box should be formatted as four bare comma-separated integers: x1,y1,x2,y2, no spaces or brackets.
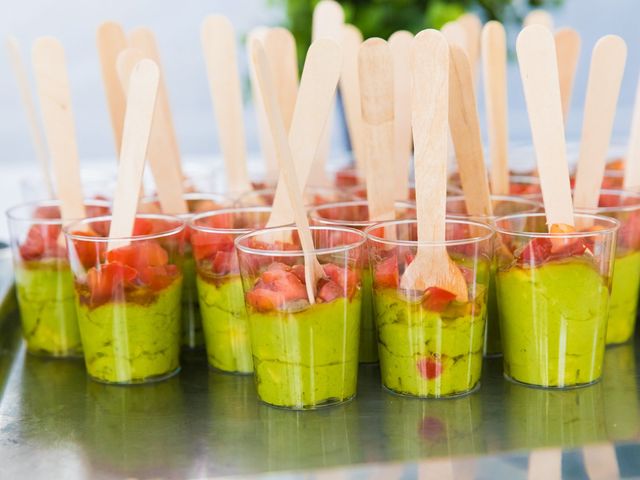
248,295,361,409
373,288,486,398
359,268,378,363
181,255,204,348
485,269,501,356
15,261,82,357
76,278,182,384
197,274,253,374
497,260,609,387
607,250,640,345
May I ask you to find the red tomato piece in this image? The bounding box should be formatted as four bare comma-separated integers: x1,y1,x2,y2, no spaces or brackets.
139,264,179,291
106,241,168,270
19,226,45,260
317,279,343,303
87,262,137,305
518,238,552,266
422,287,456,312
190,231,234,262
271,272,308,302
290,264,306,283
416,356,443,380
323,263,357,299
132,218,154,236
246,288,281,312
70,229,104,268
374,255,399,289
212,251,237,275
34,205,61,219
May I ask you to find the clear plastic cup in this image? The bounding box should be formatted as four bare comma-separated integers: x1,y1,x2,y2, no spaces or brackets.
189,206,272,374
446,195,542,357
139,193,232,349
308,200,417,364
365,219,494,398
575,190,640,345
6,199,111,357
236,185,358,208
494,212,619,388
235,225,367,410
64,214,185,384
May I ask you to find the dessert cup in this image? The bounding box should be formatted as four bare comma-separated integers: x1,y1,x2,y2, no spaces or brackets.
236,225,366,410
65,214,185,384
6,199,110,357
494,212,618,388
365,219,493,398
189,206,271,374
236,185,358,208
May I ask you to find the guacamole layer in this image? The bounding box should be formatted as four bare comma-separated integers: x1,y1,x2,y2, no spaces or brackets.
606,250,640,345
373,288,486,398
197,274,253,374
15,261,82,357
359,269,378,363
485,270,501,356
248,295,361,409
181,255,204,349
76,278,182,384
497,260,609,388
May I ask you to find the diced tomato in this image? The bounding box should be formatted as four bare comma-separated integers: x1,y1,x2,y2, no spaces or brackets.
416,356,443,380
374,255,399,289
138,264,179,291
190,231,234,262
246,288,281,312
291,264,306,283
34,205,60,219
132,218,154,236
271,272,307,302
317,279,343,303
199,212,233,229
334,169,361,187
85,204,110,218
518,238,552,265
323,263,357,299
106,241,168,270
19,224,65,261
87,262,137,305
599,193,622,208
70,229,104,268
262,262,290,283
19,226,45,260
422,287,456,312
212,251,237,275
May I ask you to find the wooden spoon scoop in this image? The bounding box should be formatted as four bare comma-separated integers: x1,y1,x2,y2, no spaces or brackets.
97,21,128,154
524,9,554,30
449,45,493,218
359,38,396,222
252,40,324,304
555,28,581,125
517,26,574,228
32,37,86,222
108,60,160,251
266,39,342,228
574,35,627,211
481,21,509,196
388,30,413,201
400,30,467,302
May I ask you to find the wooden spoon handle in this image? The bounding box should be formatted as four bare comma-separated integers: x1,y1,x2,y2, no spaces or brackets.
340,24,365,174
263,28,299,132
555,28,581,125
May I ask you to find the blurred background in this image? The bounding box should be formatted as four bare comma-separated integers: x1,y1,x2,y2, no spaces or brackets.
1,0,640,238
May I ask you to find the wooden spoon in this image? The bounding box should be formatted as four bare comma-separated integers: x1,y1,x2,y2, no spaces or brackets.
117,48,187,214
32,37,86,221
555,28,581,125
457,13,482,83
266,39,342,228
517,25,574,228
400,29,467,301
625,76,640,190
340,24,365,175
129,27,184,180
441,21,467,52
6,36,53,198
201,15,252,194
359,38,396,222
97,21,128,154
449,45,493,218
310,0,344,185
251,39,324,303
524,9,554,30
389,30,413,201
481,21,509,196
108,59,160,251
574,35,627,211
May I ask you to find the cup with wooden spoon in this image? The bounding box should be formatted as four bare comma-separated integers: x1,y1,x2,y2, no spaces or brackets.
365,29,493,399
233,40,367,410
494,25,619,389
64,60,187,385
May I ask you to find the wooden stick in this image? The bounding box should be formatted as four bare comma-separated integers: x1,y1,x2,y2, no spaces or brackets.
389,30,413,201
32,37,85,221
574,35,626,211
340,24,365,175
128,28,184,180
97,21,128,155
251,40,323,303
108,60,160,251
400,29,467,301
517,26,574,228
117,48,187,214
457,13,482,83
201,15,252,194
6,36,54,198
310,0,344,185
266,39,342,228
441,21,467,52
449,45,493,217
264,27,298,132
555,28,581,125
625,74,640,189
359,38,396,222
524,9,554,30
247,27,278,183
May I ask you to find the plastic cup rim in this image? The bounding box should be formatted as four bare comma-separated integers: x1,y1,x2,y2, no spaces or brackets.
493,212,620,239
5,198,112,226
63,213,185,243
189,205,273,235
308,199,416,228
